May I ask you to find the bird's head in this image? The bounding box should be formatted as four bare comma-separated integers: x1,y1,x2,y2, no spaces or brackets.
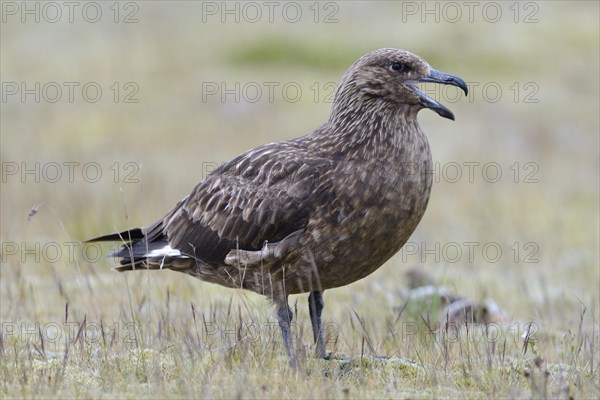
333,48,468,121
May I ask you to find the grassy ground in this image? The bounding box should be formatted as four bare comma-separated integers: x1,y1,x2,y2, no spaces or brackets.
1,1,599,398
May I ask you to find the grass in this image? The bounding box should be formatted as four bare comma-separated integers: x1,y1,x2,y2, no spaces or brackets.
227,38,358,71
1,283,597,398
1,1,599,399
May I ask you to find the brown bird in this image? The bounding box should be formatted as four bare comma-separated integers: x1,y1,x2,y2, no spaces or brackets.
88,48,467,366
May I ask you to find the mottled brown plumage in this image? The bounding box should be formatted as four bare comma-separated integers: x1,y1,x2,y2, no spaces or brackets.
88,48,467,366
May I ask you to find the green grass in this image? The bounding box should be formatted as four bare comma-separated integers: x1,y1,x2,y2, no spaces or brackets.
228,38,358,71
1,1,599,399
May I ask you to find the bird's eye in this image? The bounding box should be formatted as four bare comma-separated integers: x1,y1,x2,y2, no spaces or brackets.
390,62,404,72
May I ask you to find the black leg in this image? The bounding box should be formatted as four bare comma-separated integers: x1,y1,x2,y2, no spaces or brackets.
276,299,297,368
308,291,326,358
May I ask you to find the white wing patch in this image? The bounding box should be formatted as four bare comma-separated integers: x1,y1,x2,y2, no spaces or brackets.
146,245,189,259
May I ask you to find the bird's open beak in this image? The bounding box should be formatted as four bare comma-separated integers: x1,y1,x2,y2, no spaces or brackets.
404,68,468,121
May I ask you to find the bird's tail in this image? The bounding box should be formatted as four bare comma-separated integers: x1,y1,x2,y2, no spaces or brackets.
86,228,145,243
86,225,191,272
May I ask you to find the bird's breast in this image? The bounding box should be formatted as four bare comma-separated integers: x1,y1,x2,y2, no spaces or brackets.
301,132,433,289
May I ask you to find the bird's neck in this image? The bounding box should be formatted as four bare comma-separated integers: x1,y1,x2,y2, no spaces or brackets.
315,101,426,158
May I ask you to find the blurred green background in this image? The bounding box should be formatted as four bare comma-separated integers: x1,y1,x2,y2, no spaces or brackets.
1,1,598,396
